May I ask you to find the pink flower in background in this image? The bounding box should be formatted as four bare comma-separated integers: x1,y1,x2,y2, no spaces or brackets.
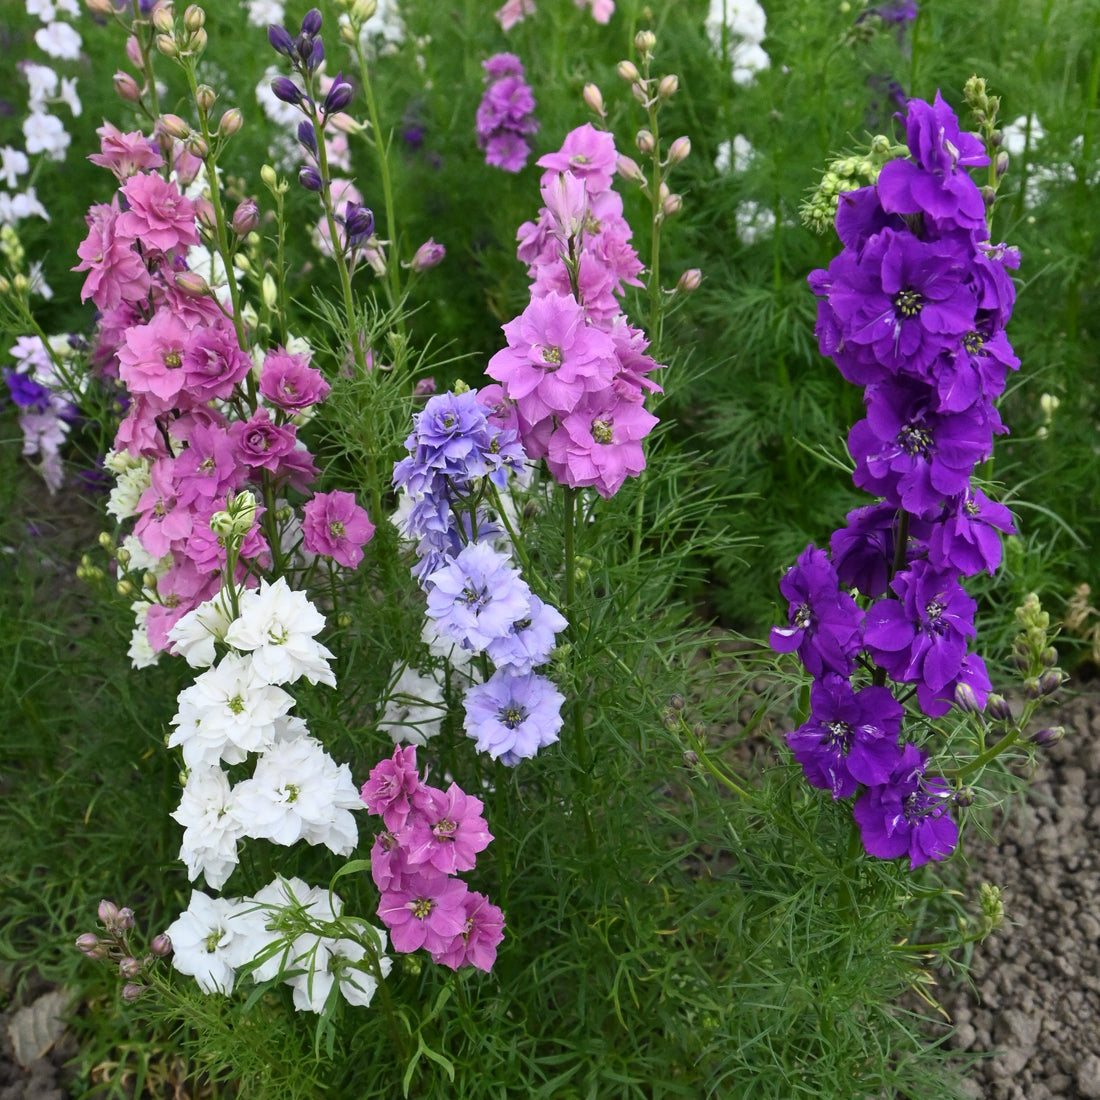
476,53,539,173
575,0,614,22
495,0,535,31
258,347,331,411
302,490,375,568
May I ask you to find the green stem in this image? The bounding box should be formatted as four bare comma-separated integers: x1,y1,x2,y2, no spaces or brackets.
944,727,1022,783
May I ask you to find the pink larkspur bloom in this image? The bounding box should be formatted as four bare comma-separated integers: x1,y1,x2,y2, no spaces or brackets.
87,121,163,180
575,0,614,22
180,323,252,404
302,491,375,569
117,172,199,254
73,199,151,311
402,782,493,876
117,311,195,408
430,891,505,972
495,0,535,31
361,745,424,832
536,124,618,194
377,875,470,955
229,408,298,472
258,347,331,411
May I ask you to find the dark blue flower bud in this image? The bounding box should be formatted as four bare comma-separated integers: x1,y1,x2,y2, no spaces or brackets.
307,37,325,72
298,165,323,191
297,119,318,155
1029,726,1064,746
323,73,354,114
300,7,322,35
267,23,293,55
271,76,302,105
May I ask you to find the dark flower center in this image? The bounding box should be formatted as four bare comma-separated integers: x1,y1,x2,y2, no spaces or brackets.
893,289,924,318
462,584,490,612
793,602,812,630
897,423,933,456
412,897,435,920
826,720,853,754
963,330,984,354
499,704,528,729
924,598,947,634
963,496,981,516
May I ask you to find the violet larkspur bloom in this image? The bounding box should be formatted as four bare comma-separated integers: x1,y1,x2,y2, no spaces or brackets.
424,542,532,653
863,558,977,697
853,742,958,867
302,490,375,569
462,668,565,765
770,544,863,678
829,502,930,599
786,675,905,799
476,53,539,173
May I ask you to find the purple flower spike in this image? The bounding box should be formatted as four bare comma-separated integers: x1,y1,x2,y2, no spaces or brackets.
853,743,958,868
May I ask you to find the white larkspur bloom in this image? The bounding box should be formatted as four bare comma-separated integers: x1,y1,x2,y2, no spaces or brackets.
172,765,245,889
23,112,70,160
21,63,58,109
167,595,235,668
706,0,766,48
731,41,770,85
169,651,296,769
224,577,336,687
287,931,392,1013
714,133,754,176
27,261,52,299
58,76,81,118
243,876,339,982
35,22,82,61
0,147,29,189
27,0,57,19
0,189,49,225
106,461,152,523
379,663,448,746
735,199,776,245
165,890,254,994
128,601,159,668
232,736,363,854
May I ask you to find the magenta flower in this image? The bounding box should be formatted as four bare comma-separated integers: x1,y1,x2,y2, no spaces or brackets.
536,123,618,194
377,875,470,955
430,891,505,972
476,54,539,173
116,312,195,409
403,783,493,876
229,408,299,472
360,745,424,832
302,490,375,568
258,347,331,411
73,200,151,311
180,323,252,404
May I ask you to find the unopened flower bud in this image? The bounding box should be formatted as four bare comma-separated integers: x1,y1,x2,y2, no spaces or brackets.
174,270,210,296
979,185,996,208
121,983,144,1002
160,113,191,140
299,165,324,192
669,693,686,711
995,151,1009,179
667,135,691,164
616,154,647,185
152,7,175,33
85,0,115,13
114,71,141,102
155,34,178,57
219,108,243,137
634,29,656,55
184,4,205,31
195,83,216,114
116,579,134,598
676,268,702,293
1023,676,1042,700
954,787,975,807
682,750,699,767
188,27,207,53
407,237,446,272
150,933,173,957
339,21,357,44
582,82,605,117
1039,668,1066,695
126,33,143,68
117,907,134,930
231,199,259,237
115,547,131,567
142,572,157,591
187,136,209,159
954,681,982,713
657,73,679,99
98,899,120,925
336,611,353,628
262,274,278,309
1029,726,1064,746
631,81,650,106
119,956,142,979
611,61,638,88
1040,645,1059,667
661,192,682,216
76,933,105,958
635,129,656,155
662,707,678,731
194,198,217,232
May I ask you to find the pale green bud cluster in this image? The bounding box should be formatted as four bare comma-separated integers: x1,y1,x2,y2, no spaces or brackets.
800,136,908,234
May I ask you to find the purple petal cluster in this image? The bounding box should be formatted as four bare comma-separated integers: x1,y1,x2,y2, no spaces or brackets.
475,53,539,173
773,92,1023,867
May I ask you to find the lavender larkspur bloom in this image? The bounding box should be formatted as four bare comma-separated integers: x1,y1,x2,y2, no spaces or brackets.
786,676,905,799
863,558,977,697
853,743,958,867
770,545,863,678
462,669,565,765
425,542,532,653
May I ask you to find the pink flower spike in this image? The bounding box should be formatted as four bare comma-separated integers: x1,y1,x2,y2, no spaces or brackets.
302,491,375,569
360,745,422,831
